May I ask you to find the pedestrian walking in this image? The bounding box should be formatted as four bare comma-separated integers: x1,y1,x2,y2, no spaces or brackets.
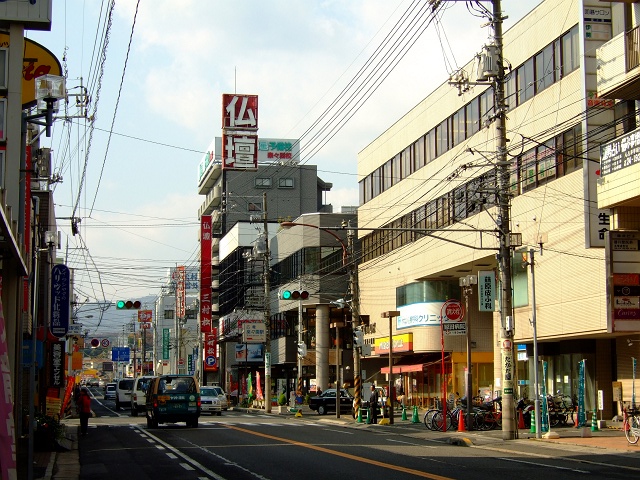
369,385,379,424
78,387,92,436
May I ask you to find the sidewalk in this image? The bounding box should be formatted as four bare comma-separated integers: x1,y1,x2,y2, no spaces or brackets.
37,408,639,479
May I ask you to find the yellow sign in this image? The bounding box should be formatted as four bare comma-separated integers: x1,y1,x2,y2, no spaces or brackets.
374,333,413,354
0,34,62,108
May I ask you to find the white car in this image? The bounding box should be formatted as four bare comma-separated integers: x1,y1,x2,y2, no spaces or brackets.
200,386,222,415
130,375,155,416
209,385,228,410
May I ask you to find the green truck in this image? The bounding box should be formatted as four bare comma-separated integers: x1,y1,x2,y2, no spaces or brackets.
145,374,201,428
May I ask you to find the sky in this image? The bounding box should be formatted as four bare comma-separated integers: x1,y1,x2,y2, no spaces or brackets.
26,0,541,336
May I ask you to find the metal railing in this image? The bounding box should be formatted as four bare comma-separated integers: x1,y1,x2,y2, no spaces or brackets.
626,24,640,71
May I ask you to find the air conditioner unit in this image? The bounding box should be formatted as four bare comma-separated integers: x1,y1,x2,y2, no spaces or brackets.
477,44,500,81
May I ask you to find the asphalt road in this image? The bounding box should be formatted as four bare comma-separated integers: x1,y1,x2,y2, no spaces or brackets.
74,390,640,480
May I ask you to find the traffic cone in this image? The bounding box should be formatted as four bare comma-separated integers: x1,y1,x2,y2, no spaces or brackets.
530,411,536,434
356,406,363,423
518,409,525,429
574,408,579,428
411,405,420,424
458,409,466,432
591,409,599,432
402,406,407,421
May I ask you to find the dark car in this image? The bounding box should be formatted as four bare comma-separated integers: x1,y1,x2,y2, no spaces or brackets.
145,374,200,428
308,388,353,415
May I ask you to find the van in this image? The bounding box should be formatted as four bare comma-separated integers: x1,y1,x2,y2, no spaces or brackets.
145,374,200,428
115,378,134,410
104,383,116,400
130,375,155,416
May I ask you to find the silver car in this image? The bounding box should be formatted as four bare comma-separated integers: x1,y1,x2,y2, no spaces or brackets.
210,385,229,410
200,387,222,415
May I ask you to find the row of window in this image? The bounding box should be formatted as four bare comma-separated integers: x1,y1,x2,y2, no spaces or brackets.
361,124,583,264
359,24,580,205
255,177,294,189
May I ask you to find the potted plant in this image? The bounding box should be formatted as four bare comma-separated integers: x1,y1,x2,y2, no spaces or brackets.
277,392,287,413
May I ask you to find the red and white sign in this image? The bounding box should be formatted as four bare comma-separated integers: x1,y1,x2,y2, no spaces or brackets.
222,94,258,130
101,339,110,348
203,328,218,372
221,94,259,170
200,215,212,333
176,265,186,320
440,299,464,322
222,132,258,170
138,309,152,323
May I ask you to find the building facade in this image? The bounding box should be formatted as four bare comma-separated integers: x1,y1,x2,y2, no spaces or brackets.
356,0,636,420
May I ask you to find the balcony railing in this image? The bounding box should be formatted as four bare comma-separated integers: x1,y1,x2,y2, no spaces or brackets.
627,24,640,71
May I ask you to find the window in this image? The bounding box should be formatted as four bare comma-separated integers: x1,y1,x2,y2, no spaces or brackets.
413,136,425,171
401,146,412,178
436,119,449,157
614,100,637,137
164,310,175,320
560,124,582,175
391,153,401,185
278,178,294,188
535,43,555,93
466,98,480,136
255,178,272,188
505,71,517,110
372,168,381,197
0,49,7,90
452,108,466,146
383,160,392,191
537,139,556,184
0,98,5,142
517,57,535,104
480,89,494,126
426,129,436,164
561,25,580,77
520,148,537,193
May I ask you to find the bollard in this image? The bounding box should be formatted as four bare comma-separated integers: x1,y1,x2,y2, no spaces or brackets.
411,405,420,424
530,411,536,434
356,406,363,423
402,406,407,421
366,407,371,424
591,409,599,432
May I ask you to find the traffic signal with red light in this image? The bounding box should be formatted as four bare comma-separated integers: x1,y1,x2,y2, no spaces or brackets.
278,290,309,300
116,300,141,309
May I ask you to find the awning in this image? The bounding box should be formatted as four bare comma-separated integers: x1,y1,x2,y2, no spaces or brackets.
380,364,425,374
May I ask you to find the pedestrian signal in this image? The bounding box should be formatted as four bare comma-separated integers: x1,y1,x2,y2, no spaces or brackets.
279,290,309,300
116,300,141,309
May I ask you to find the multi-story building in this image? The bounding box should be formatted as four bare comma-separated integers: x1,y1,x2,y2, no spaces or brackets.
197,136,335,393
356,0,635,421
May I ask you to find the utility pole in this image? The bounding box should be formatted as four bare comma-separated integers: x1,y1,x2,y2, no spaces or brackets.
347,221,362,420
492,0,516,440
262,192,272,413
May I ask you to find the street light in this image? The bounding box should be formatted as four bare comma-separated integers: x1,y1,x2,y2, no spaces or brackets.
381,310,400,425
280,221,363,419
459,274,477,428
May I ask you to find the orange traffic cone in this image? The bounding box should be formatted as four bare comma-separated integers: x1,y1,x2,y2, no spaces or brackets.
574,408,579,428
458,409,466,432
518,409,525,429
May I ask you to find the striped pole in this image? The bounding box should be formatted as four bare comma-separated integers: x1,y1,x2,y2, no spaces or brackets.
353,374,361,420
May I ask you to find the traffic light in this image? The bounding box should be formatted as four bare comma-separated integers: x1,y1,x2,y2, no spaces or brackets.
353,329,364,347
116,300,141,309
279,289,309,300
297,342,307,358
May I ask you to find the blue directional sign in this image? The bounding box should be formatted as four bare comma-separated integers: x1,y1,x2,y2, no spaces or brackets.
50,264,70,338
111,346,130,362
205,356,216,367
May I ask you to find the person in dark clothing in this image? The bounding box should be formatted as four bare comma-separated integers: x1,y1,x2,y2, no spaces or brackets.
78,387,92,435
369,385,379,424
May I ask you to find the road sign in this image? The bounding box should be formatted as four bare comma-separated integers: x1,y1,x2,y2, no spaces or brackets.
205,356,216,367
178,358,185,366
90,338,100,348
440,299,464,322
101,339,110,348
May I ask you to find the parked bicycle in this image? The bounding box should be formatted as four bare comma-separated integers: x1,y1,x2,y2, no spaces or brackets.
624,407,640,445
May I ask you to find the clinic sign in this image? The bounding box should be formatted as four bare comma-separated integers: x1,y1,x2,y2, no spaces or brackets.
50,264,70,338
397,300,464,329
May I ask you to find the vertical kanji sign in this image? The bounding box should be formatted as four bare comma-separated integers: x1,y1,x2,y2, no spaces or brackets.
50,264,70,338
200,215,212,333
221,94,259,170
203,328,218,372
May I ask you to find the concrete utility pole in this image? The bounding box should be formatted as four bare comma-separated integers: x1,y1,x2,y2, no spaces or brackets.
347,222,362,420
262,193,272,414
492,0,516,440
